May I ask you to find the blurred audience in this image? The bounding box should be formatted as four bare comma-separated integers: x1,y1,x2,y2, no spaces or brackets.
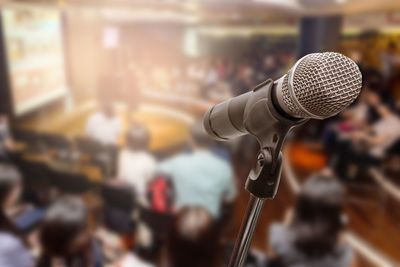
37,196,102,267
268,173,353,267
0,163,34,267
157,122,236,218
5,19,400,267
328,90,400,179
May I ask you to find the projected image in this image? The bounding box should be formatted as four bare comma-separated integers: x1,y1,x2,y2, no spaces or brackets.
2,5,67,116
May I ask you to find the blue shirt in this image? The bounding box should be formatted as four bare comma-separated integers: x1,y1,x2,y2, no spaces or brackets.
157,150,236,217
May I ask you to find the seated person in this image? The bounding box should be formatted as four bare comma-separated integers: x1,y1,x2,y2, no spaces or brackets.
95,219,154,267
117,123,156,202
269,173,353,267
163,206,223,267
0,163,34,267
157,122,236,218
352,91,400,159
0,115,17,161
330,90,400,178
86,89,122,146
37,196,102,267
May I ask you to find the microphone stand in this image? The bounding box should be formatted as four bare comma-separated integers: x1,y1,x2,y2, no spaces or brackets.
228,147,283,267
220,80,306,267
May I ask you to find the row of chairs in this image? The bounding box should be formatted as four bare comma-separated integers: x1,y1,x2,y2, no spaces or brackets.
13,129,119,177
14,158,173,236
15,158,128,208
13,129,118,156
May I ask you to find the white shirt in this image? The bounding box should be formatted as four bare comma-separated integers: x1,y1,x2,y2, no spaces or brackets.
0,232,34,267
370,115,400,158
117,149,157,195
86,112,122,146
119,253,154,267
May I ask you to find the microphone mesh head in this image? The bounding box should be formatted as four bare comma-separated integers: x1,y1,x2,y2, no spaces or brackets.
282,52,362,119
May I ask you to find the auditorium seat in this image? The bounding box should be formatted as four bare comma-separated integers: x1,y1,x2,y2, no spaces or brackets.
41,133,71,152
100,183,136,213
14,159,53,205
75,137,119,177
16,159,52,191
75,136,104,155
13,129,45,153
139,208,174,237
50,169,93,195
101,183,136,234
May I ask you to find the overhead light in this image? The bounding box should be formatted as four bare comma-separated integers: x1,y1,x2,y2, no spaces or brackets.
183,2,199,11
253,0,301,12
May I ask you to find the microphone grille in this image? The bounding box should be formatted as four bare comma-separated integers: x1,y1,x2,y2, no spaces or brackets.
282,52,362,119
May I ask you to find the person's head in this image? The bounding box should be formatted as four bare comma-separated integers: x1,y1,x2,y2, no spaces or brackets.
292,174,346,258
126,123,151,151
99,101,114,118
0,114,8,124
349,50,362,65
40,197,91,261
387,41,397,53
365,89,381,107
190,121,214,150
166,206,222,267
0,164,22,210
0,164,27,245
98,74,117,118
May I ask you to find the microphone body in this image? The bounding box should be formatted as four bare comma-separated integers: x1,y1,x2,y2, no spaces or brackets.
203,52,362,144
203,79,303,148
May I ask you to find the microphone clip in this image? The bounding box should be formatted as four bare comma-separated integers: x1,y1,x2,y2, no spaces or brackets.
245,148,283,199
242,80,307,199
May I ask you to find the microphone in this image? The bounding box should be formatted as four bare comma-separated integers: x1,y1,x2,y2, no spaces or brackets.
212,52,362,267
203,52,362,142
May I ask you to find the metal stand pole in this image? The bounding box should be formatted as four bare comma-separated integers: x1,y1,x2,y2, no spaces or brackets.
228,195,265,267
228,149,284,267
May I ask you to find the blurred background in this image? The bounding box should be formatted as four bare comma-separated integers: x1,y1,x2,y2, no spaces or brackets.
0,0,399,266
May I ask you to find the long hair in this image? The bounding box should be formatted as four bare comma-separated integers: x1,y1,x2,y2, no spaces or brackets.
37,196,92,267
0,164,23,240
291,174,345,258
166,206,223,267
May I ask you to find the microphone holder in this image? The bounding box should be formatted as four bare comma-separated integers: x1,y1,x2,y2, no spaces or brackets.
228,81,307,267
228,147,283,267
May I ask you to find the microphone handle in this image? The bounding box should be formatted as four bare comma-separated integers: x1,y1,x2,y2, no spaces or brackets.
203,91,251,141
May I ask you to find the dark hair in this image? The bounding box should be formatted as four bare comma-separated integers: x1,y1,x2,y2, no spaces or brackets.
166,206,222,267
38,196,92,267
126,123,150,151
291,174,345,258
0,164,22,237
190,121,214,148
387,40,397,50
